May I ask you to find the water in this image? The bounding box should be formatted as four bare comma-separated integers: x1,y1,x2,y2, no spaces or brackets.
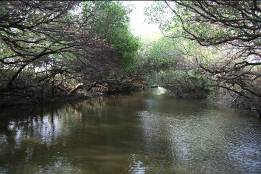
0,88,261,174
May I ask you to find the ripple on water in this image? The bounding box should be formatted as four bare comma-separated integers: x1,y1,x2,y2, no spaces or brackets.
0,94,261,174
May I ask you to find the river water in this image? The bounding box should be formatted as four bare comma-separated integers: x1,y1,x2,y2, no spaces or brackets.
0,88,261,174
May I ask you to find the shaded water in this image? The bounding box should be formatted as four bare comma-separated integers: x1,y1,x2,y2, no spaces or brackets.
0,88,261,174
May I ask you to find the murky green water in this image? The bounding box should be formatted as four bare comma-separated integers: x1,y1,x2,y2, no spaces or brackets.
0,89,261,174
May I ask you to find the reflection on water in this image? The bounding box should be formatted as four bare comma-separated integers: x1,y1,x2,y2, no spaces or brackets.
0,90,261,174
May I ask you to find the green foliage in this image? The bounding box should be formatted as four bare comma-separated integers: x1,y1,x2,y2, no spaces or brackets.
148,37,177,64
144,2,173,33
82,1,140,69
145,2,223,60
141,2,219,98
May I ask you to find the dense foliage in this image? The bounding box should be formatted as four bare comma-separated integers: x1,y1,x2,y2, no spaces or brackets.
0,1,140,105
145,1,261,112
0,0,260,115
83,2,140,68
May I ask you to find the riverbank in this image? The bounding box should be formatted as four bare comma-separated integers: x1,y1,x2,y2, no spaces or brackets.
0,80,146,109
1,84,260,118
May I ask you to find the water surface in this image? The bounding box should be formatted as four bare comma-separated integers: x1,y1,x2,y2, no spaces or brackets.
0,89,261,174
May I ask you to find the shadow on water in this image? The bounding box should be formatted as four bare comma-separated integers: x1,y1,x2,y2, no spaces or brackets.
0,88,261,174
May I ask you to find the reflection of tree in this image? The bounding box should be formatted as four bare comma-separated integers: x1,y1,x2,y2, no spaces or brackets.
0,94,150,173
0,103,81,173
72,97,107,114
128,154,146,174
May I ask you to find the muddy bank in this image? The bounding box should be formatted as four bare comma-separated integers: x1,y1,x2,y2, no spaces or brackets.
0,79,147,108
